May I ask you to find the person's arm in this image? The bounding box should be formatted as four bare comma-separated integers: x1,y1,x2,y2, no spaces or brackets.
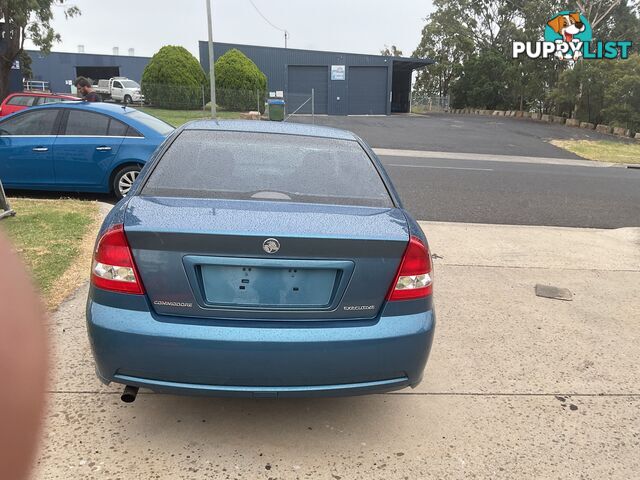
0,232,48,480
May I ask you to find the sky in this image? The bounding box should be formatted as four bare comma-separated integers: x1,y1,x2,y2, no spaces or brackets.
25,0,433,58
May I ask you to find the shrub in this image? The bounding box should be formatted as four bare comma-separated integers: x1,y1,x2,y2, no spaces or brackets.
141,46,209,110
214,49,267,113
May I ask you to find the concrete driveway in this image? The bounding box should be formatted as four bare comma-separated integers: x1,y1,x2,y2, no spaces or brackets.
33,219,640,479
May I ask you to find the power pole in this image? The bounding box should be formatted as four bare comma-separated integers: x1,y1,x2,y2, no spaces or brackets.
285,30,288,48
206,0,217,119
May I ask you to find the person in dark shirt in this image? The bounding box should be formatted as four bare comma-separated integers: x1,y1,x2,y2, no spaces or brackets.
74,77,101,102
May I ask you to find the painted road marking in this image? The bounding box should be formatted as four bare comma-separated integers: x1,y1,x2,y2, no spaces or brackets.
374,148,615,168
388,164,494,172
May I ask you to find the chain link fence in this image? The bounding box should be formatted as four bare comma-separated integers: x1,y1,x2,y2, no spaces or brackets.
136,84,320,123
284,91,316,120
411,93,450,114
140,84,267,113
90,83,452,119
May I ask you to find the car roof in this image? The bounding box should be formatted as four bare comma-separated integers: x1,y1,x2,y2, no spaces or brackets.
185,119,358,141
32,101,134,112
6,91,75,98
30,101,154,118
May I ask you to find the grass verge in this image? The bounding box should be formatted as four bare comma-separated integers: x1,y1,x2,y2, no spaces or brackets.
551,139,640,164
136,107,244,127
0,198,100,310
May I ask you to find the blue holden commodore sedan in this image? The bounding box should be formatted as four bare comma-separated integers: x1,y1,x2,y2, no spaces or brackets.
86,120,435,402
0,102,173,199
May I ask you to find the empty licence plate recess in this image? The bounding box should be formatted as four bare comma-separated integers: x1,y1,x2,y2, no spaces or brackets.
200,264,338,308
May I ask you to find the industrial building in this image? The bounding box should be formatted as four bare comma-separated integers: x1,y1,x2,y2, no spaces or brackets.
200,42,433,115
6,41,432,116
25,50,151,94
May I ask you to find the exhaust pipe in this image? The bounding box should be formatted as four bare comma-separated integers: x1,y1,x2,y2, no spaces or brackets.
121,385,139,403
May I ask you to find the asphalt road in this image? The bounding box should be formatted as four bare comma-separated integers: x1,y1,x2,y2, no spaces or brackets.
291,114,640,228
292,113,632,157
380,155,640,229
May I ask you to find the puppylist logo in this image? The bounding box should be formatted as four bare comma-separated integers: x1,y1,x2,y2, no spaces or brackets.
513,11,632,61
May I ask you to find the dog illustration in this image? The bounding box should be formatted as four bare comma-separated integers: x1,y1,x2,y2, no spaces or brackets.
547,12,585,59
547,12,585,42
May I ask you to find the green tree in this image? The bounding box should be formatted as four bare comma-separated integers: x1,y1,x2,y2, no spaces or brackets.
551,59,608,121
0,1,80,100
380,45,403,57
414,0,639,115
214,49,267,113
141,45,209,110
412,0,550,99
602,54,640,133
550,54,640,132
576,0,626,35
17,49,32,80
413,0,475,97
450,49,513,109
590,0,640,45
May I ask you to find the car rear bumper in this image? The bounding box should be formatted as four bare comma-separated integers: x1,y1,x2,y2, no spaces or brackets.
86,294,435,398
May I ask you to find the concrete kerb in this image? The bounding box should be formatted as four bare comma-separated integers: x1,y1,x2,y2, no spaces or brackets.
450,109,639,140
613,126,629,137
596,124,613,134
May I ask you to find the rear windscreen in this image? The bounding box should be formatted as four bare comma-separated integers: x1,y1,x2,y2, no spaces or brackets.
141,130,394,207
126,110,174,136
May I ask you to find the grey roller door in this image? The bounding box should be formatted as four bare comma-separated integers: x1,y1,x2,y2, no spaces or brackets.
348,66,388,115
287,66,328,114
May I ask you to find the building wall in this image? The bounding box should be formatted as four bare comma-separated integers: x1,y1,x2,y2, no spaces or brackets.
21,44,428,114
199,42,395,115
27,51,150,94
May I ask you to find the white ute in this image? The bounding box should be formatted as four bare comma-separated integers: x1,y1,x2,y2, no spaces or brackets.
94,77,144,104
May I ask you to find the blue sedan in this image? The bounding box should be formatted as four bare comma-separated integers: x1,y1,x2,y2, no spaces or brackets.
0,102,173,198
86,120,435,401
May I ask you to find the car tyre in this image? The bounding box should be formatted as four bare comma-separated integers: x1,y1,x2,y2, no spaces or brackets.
113,165,141,199
124,95,132,105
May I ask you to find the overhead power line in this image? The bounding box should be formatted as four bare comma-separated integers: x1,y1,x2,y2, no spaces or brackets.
247,0,289,47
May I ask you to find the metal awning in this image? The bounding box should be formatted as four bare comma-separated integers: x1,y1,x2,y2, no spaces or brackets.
392,57,434,72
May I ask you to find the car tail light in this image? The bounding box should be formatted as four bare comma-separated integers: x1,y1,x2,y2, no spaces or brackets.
91,224,144,294
388,236,433,301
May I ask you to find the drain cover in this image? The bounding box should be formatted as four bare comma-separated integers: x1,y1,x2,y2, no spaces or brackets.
535,284,573,301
